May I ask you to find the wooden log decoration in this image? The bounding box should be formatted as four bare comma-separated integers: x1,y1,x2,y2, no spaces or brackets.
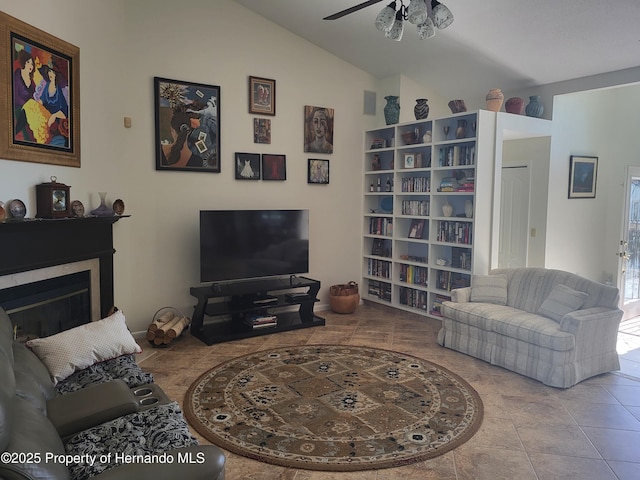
155,315,183,338
148,310,175,332
165,316,191,341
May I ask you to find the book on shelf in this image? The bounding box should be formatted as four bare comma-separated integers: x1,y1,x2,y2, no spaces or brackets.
245,314,277,329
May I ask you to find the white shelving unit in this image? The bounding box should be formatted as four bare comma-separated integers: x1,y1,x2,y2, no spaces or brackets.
362,110,497,318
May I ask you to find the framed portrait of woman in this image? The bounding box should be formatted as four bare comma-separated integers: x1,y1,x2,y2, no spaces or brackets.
304,105,334,154
154,77,221,172
0,12,80,167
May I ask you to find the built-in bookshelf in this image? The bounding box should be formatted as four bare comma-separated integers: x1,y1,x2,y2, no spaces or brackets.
362,110,497,318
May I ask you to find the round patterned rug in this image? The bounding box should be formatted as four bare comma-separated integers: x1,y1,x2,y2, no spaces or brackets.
184,345,483,471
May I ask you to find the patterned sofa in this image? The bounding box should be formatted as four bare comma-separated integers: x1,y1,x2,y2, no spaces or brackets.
0,307,225,480
437,268,623,388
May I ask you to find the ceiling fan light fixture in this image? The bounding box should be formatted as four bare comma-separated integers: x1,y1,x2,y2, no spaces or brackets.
385,10,405,41
407,0,428,25
375,1,398,32
431,0,454,29
417,17,436,39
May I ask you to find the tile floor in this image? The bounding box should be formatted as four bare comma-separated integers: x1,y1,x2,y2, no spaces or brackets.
138,303,640,480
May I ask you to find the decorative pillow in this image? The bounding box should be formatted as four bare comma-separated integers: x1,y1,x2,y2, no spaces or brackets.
470,274,508,305
26,310,141,384
537,284,588,322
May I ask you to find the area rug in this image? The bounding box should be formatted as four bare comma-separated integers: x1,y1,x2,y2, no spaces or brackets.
184,345,483,471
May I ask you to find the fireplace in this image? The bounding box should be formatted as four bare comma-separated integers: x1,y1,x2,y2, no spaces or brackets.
0,216,125,337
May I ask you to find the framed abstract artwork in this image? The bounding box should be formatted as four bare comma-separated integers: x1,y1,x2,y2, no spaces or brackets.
248,76,275,116
235,152,260,180
308,159,329,184
0,12,80,167
568,155,598,198
261,154,286,181
154,77,220,172
253,118,271,144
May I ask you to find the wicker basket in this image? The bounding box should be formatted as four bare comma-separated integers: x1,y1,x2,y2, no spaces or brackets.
329,282,360,314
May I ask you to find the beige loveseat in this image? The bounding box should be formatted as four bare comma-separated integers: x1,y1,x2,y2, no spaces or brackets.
437,268,623,388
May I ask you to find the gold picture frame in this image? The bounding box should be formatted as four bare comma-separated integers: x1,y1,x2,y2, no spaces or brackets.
0,12,80,167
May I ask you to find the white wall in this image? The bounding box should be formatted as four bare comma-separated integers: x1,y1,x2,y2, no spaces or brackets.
546,84,640,283
0,0,379,332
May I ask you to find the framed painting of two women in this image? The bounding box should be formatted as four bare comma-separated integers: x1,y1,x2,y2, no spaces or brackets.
0,12,80,167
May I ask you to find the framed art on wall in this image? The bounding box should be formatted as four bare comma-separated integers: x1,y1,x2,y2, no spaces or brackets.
254,118,271,144
249,76,275,116
154,77,220,172
0,12,80,167
568,155,598,198
304,105,334,154
262,154,286,180
235,152,260,180
308,159,329,184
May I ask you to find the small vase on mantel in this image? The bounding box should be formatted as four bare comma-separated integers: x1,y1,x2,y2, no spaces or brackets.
525,95,544,118
413,98,429,120
442,202,454,217
384,95,400,125
485,88,504,112
455,119,468,139
90,192,115,217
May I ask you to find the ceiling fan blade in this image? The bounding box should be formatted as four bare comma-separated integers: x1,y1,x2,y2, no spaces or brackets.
324,0,385,20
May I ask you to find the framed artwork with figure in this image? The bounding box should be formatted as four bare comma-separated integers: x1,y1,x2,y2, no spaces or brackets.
304,105,334,154
235,152,260,180
0,12,80,167
154,77,221,172
261,154,286,181
249,76,275,116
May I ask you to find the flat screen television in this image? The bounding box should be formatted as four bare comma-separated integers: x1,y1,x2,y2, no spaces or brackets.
200,209,309,283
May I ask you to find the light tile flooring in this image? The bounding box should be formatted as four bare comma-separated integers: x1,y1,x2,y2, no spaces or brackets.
138,303,640,480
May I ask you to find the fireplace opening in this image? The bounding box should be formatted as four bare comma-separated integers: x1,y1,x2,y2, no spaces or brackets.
0,271,91,341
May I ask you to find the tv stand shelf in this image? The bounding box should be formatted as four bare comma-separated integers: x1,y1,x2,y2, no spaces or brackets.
189,276,325,345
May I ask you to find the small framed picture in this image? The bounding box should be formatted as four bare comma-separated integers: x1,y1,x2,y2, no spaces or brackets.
235,152,261,180
253,118,271,144
568,155,598,198
249,76,275,116
262,154,286,180
404,153,415,169
308,159,329,184
408,219,425,239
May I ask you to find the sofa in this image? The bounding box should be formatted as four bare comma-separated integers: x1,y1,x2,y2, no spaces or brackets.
0,307,226,480
437,268,623,388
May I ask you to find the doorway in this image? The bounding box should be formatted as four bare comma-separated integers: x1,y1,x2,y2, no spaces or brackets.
498,165,530,268
620,166,640,320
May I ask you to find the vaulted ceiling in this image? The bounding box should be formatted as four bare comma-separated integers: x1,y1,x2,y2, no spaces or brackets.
234,0,640,100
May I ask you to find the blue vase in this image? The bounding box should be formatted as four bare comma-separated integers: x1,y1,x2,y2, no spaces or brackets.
384,96,400,125
525,95,544,118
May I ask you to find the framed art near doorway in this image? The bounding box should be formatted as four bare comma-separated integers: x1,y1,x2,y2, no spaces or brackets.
568,155,598,198
0,12,80,167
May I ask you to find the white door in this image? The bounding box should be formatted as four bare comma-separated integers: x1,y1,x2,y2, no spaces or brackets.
620,166,640,319
498,166,530,268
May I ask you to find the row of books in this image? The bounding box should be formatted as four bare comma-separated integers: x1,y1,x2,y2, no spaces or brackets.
435,270,471,291
369,217,393,236
398,287,428,310
244,314,277,330
438,145,475,167
367,258,391,279
436,220,472,244
400,176,430,192
399,264,428,286
438,176,474,193
367,280,392,301
430,294,450,316
401,200,430,216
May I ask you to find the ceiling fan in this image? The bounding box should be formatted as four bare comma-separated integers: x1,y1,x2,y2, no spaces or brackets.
324,0,384,20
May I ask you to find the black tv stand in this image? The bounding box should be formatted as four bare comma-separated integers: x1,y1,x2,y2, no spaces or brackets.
189,276,325,345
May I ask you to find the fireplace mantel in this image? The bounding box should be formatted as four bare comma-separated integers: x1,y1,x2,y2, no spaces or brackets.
0,216,128,317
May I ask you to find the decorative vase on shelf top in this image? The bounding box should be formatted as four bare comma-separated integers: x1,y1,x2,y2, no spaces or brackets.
525,95,544,118
505,97,525,115
455,119,467,139
485,88,504,112
413,98,429,120
384,95,400,125
90,192,115,217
